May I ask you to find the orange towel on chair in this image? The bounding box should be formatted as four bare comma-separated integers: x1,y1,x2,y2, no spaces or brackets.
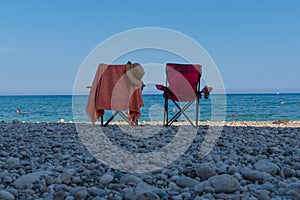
86,64,144,124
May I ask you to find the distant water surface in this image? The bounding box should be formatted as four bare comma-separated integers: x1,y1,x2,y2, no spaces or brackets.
0,94,299,122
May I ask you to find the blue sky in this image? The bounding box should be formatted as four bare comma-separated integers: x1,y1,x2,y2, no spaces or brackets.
0,0,299,95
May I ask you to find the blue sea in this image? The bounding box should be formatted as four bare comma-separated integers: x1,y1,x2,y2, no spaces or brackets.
0,94,299,123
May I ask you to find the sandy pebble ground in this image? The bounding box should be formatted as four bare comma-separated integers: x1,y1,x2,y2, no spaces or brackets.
0,120,300,199
140,120,300,127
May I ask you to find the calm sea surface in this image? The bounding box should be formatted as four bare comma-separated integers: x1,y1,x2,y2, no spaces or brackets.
0,94,299,123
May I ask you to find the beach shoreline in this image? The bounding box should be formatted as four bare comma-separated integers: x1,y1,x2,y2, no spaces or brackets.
137,120,300,127
7,120,300,127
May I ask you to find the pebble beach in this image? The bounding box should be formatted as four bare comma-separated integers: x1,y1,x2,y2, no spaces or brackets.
0,120,300,200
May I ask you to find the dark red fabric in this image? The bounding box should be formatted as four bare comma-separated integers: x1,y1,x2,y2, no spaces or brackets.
158,63,202,102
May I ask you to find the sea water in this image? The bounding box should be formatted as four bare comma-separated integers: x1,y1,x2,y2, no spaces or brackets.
0,93,299,123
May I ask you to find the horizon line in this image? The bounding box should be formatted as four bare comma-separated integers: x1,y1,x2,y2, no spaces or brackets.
1,91,300,96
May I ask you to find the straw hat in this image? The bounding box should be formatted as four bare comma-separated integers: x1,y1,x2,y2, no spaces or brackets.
126,61,145,87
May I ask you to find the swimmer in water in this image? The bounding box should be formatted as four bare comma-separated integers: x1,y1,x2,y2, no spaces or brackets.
279,101,285,105
232,112,237,119
16,109,21,114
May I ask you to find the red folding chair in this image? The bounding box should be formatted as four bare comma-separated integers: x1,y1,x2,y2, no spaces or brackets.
156,63,212,128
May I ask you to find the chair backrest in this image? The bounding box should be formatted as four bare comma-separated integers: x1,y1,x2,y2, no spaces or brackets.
166,63,202,101
96,64,143,111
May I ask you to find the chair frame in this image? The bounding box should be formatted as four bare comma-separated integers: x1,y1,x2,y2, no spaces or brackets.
100,111,138,126
162,64,202,128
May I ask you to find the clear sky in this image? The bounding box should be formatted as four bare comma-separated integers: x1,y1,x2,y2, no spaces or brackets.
1,0,299,95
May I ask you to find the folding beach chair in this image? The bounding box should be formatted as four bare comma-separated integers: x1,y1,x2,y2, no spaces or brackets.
156,63,212,128
86,62,144,126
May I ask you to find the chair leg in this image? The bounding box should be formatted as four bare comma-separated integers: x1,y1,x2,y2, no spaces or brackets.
118,111,129,122
101,111,139,126
195,98,199,128
118,111,137,125
168,100,183,126
168,100,198,128
104,111,119,126
164,97,168,126
168,109,182,126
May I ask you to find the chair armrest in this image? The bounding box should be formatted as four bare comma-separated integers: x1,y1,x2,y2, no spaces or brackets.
156,84,167,91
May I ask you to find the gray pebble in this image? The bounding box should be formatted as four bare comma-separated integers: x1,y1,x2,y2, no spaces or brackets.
0,171,10,179
61,173,71,184
227,165,238,175
13,171,49,189
88,186,106,197
168,181,181,191
54,190,66,200
135,191,159,200
208,174,240,193
3,176,12,184
285,182,300,198
254,160,279,176
6,157,20,169
194,181,209,195
71,176,81,184
123,188,134,200
70,186,88,199
0,190,15,200
99,174,114,185
173,175,200,188
45,175,54,185
194,163,215,180
240,167,270,183
256,190,270,200
282,167,296,178
120,175,143,186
